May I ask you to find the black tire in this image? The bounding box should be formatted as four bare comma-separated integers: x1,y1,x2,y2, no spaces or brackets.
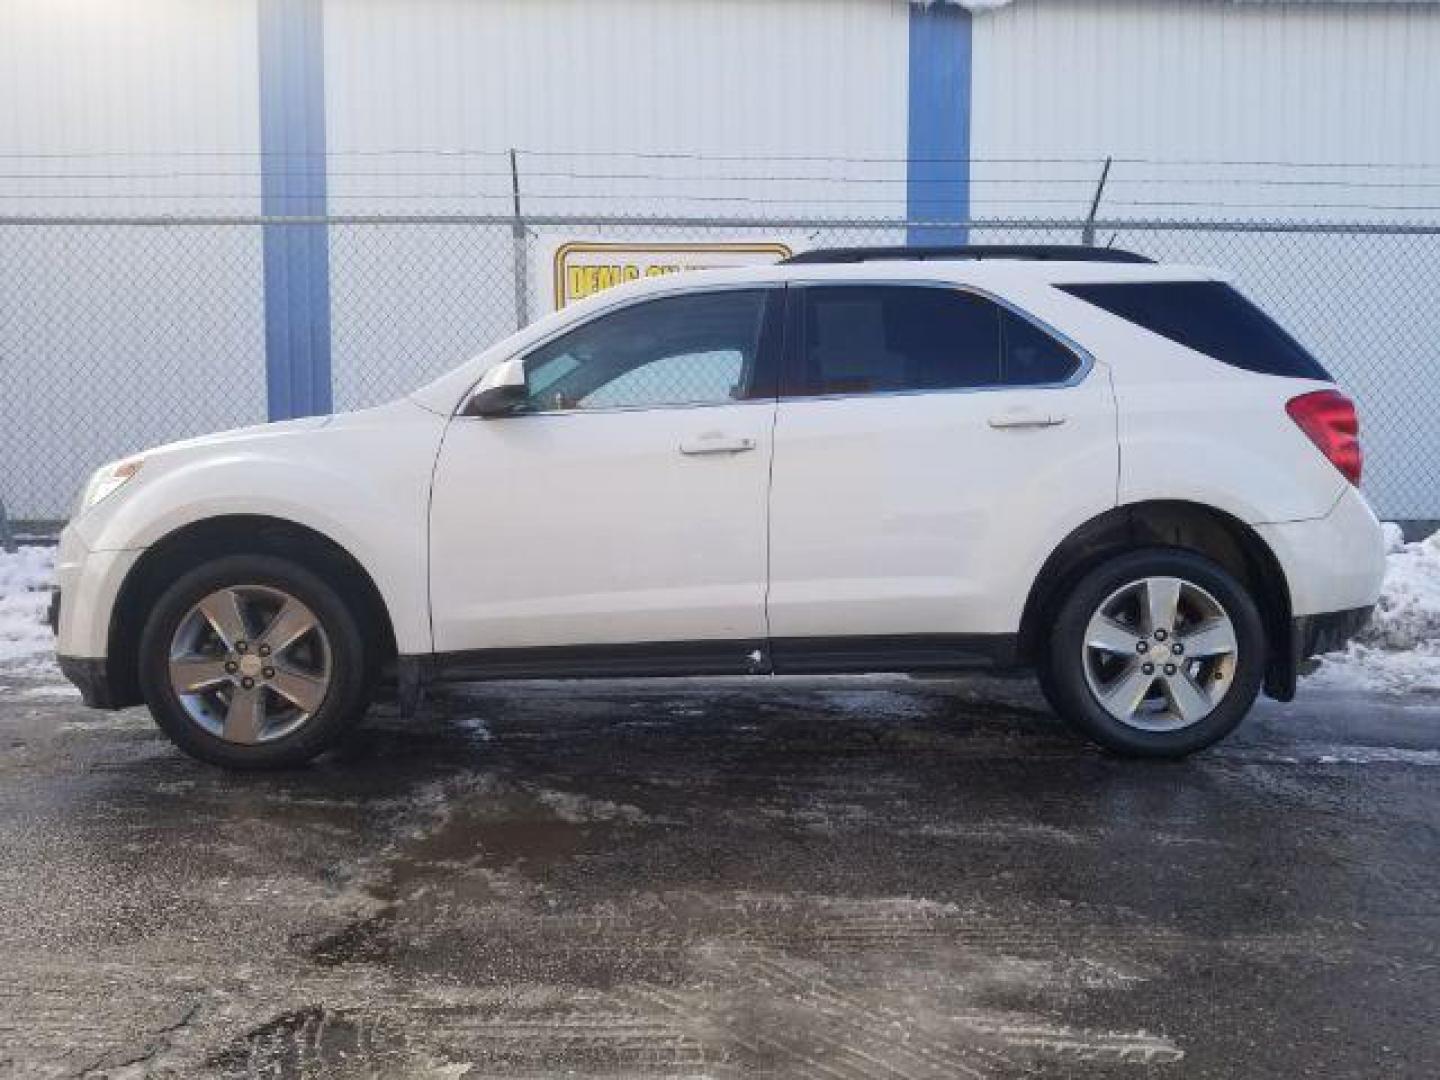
1040,548,1266,758
138,554,375,769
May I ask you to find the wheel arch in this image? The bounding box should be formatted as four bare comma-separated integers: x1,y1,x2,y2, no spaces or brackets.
105,515,398,709
1018,500,1297,700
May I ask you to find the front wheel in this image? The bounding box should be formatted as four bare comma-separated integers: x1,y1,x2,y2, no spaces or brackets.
138,554,374,769
1041,549,1266,758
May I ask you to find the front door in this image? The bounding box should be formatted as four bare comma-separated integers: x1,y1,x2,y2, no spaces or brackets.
428,286,783,672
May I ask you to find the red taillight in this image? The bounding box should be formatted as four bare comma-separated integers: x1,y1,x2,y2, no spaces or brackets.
1286,389,1362,486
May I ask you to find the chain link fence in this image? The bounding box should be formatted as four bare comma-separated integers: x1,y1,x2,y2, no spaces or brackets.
2,214,1437,524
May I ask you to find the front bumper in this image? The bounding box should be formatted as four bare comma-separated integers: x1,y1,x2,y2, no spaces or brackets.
52,525,148,710
51,590,123,708
52,526,143,658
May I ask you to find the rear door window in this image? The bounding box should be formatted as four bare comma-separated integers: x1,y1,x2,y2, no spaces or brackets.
791,285,1001,396
1059,280,1331,380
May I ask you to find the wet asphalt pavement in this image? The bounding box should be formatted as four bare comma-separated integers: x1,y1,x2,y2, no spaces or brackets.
0,666,1436,1079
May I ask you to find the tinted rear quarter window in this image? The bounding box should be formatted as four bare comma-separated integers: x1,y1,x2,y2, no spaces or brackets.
1001,310,1081,385
1060,281,1331,381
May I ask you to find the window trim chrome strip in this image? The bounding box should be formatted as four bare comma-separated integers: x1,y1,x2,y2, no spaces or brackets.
456,277,1096,419
778,278,1095,402
454,281,785,418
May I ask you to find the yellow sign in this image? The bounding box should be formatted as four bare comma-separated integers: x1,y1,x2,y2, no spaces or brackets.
550,240,794,310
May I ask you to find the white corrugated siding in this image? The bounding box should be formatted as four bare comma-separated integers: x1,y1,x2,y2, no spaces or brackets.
0,0,266,518
971,0,1440,220
0,0,262,215
5,0,1440,518
324,0,910,215
324,0,912,407
970,0,1440,518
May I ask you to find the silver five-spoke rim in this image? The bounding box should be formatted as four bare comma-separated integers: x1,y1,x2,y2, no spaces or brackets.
1082,576,1239,733
168,585,333,744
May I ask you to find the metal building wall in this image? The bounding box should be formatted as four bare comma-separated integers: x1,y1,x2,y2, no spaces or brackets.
321,0,912,407
0,0,267,518
970,0,1440,220
969,0,1440,519
6,0,1440,519
0,0,262,215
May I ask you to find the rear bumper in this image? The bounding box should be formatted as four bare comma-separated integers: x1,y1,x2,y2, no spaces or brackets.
1254,485,1384,702
1294,605,1373,663
1266,603,1373,701
1254,486,1386,618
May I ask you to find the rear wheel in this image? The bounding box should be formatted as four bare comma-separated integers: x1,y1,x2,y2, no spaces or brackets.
1041,549,1265,757
138,555,374,768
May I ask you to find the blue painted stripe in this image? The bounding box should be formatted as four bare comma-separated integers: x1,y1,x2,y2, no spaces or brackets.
258,0,332,419
907,2,972,245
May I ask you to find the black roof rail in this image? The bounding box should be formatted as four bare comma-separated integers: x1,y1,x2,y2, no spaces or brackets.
781,244,1154,265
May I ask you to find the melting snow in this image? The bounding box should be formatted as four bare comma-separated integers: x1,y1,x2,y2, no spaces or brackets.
1308,524,1440,695
0,546,56,665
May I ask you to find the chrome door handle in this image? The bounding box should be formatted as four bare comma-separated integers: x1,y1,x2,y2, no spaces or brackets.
679,435,757,455
987,411,1067,429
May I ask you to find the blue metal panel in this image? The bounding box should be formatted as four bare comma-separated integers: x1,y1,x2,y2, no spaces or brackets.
907,2,972,245
259,0,332,419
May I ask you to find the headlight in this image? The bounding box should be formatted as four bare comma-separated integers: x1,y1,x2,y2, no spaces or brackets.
75,458,144,517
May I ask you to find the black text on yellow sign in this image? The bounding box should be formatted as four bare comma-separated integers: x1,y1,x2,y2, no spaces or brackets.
551,242,793,309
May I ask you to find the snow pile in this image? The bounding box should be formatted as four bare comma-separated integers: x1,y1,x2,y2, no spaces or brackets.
1310,524,1440,695
0,546,56,664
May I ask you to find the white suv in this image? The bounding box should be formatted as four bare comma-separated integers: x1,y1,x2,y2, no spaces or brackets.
52,245,1385,768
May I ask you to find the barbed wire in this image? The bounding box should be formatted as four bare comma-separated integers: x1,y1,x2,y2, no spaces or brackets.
9,191,1440,215
4,147,1440,171
17,168,1440,191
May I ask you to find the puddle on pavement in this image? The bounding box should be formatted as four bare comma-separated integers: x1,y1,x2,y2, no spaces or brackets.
290,775,634,971
399,812,586,881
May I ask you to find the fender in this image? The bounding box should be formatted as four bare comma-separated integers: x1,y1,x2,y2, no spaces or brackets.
72,400,447,654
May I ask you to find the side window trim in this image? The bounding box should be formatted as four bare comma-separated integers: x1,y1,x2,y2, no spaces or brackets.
463,283,787,418
779,280,1093,402
743,284,786,403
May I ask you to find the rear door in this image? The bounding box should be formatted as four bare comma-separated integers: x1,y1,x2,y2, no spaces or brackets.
765,282,1118,670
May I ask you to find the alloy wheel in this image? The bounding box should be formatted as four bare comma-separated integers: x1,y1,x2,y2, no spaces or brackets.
1081,576,1239,733
167,585,333,744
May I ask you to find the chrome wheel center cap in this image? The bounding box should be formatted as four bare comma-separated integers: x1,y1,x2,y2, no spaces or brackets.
237,654,264,679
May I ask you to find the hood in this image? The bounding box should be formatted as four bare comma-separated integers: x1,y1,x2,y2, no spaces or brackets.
134,414,335,461
128,398,437,466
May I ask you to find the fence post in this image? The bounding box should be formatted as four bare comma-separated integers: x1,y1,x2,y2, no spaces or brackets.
0,497,15,554
509,148,530,329
1081,156,1113,246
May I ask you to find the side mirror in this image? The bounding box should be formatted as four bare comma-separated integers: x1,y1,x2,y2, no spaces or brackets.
462,358,527,418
